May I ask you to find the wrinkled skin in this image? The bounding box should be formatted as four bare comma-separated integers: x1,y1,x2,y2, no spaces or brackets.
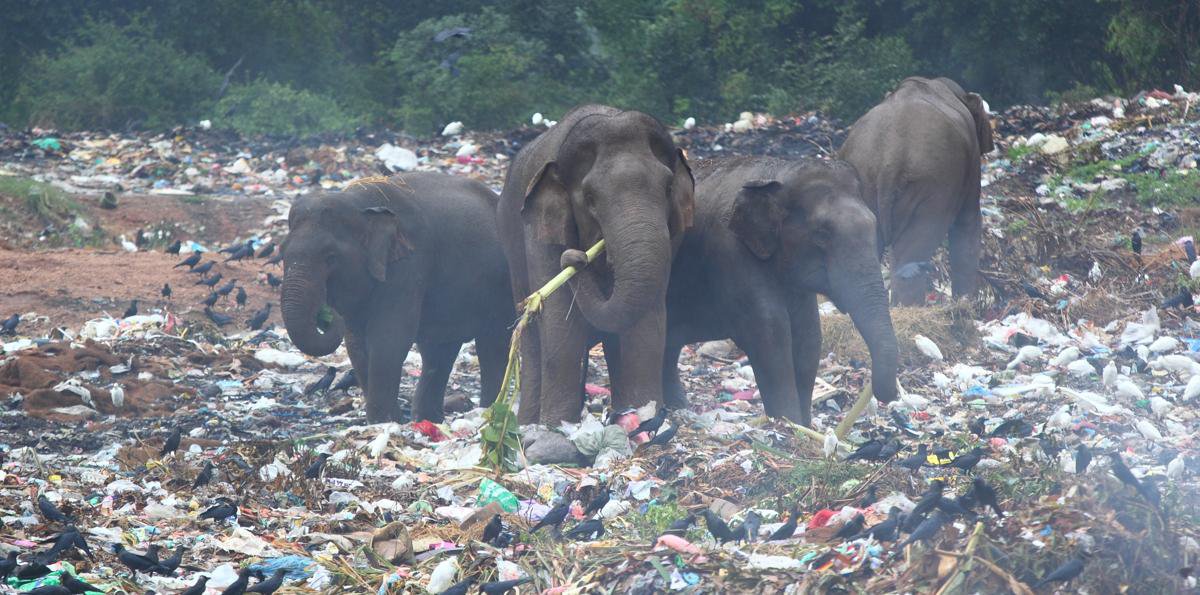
498,104,695,425
663,157,898,426
840,76,995,305
281,173,514,423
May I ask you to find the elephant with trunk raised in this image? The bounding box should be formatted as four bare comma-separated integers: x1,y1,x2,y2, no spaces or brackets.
281,173,514,423
498,104,695,426
663,157,899,426
840,76,994,305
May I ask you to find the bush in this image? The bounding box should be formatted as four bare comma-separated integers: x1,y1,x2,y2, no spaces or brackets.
14,19,220,130
386,8,565,133
793,20,921,122
214,80,359,137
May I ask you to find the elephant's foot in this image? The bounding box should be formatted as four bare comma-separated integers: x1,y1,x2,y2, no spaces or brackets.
560,249,590,271
664,382,690,410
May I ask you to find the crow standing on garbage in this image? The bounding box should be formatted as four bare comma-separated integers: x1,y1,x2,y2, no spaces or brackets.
266,272,283,288
205,307,233,326
265,252,284,267
161,283,172,300
224,243,254,262
256,242,276,259
331,368,358,392
235,286,247,308
0,551,17,582
193,461,214,488
855,506,902,542
156,546,185,574
628,407,667,437
219,567,255,595
663,513,696,538
304,366,338,397
179,576,208,595
215,279,237,297
15,561,52,581
304,452,332,479
198,499,238,522
563,518,605,541
440,578,475,595
582,482,610,518
1162,286,1194,309
833,513,866,540
768,505,799,541
113,544,161,573
37,495,71,524
191,261,216,277
480,577,533,595
24,585,70,595
845,437,886,462
246,568,286,594
165,239,182,254
197,272,223,288
122,300,138,319
161,426,182,456
175,253,201,269
967,477,1004,517
202,292,220,308
46,524,93,561
247,304,271,330
702,509,745,544
893,511,950,554
1109,453,1161,507
0,313,19,335
1033,550,1090,588
949,446,986,472
482,513,503,545
741,510,762,542
905,480,946,531
643,423,677,447
220,240,252,255
1076,443,1093,474
530,500,570,533
61,571,101,594
1131,230,1142,255
899,445,928,471
859,485,878,508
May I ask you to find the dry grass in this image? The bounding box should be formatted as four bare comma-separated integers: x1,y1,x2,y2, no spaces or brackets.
821,300,979,367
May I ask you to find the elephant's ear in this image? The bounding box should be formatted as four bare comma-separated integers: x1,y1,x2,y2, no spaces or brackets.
962,92,995,155
362,206,413,282
729,180,785,260
522,161,576,245
668,148,696,236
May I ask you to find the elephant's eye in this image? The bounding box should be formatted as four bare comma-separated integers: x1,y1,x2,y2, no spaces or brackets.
325,253,337,266
811,226,832,247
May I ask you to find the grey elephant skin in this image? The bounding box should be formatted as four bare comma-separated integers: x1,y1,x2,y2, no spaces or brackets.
663,157,899,426
840,76,995,305
281,173,515,423
497,104,695,425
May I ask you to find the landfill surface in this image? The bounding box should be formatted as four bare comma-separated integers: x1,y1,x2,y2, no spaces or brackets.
0,89,1199,594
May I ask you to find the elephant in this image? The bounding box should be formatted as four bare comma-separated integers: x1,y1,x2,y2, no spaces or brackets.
497,104,695,426
281,173,515,423
839,76,994,305
663,156,899,427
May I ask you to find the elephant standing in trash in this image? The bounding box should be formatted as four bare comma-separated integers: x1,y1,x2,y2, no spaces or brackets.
663,156,899,426
497,104,695,426
840,76,995,305
280,173,514,423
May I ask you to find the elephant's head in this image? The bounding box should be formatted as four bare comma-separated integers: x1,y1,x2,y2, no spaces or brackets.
727,159,898,403
522,111,694,332
281,186,414,356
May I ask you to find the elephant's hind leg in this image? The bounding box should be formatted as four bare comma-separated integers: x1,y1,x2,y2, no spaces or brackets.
413,341,461,423
948,191,982,298
476,329,510,409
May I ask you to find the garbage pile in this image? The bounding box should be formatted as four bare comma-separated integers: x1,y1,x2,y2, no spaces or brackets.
0,89,1199,593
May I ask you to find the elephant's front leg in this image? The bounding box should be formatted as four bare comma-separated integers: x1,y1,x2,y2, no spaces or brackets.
736,308,803,423
344,328,369,391
611,302,667,413
536,291,592,424
789,294,822,428
365,311,418,423
413,341,462,422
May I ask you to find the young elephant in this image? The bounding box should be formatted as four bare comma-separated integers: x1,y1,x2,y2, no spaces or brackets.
281,173,515,423
840,76,994,305
498,104,694,426
663,157,898,426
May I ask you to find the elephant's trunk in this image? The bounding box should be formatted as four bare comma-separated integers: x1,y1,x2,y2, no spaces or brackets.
828,257,899,404
569,216,671,333
281,263,346,356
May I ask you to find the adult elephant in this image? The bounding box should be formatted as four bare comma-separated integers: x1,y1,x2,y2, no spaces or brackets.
498,104,695,426
663,157,898,426
281,173,514,423
840,76,994,305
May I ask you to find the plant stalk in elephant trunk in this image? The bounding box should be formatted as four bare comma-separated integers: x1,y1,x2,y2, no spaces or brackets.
481,239,607,474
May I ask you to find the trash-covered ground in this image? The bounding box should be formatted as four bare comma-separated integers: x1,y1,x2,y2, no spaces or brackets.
0,90,1199,594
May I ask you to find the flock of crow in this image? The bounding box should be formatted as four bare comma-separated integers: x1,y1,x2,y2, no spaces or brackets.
167,238,279,332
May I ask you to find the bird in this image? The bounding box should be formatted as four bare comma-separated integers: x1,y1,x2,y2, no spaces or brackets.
740,510,761,543
205,307,233,326
61,572,101,594
161,426,181,456
629,407,667,437
935,496,976,519
175,253,201,269
156,546,185,574
0,551,17,582
1021,280,1048,300
179,575,209,595
530,501,570,533
833,513,866,540
898,445,928,471
247,304,271,330
1007,345,1043,369
845,438,886,462
1149,336,1180,353
219,240,251,255
304,452,332,479
1075,443,1092,474
161,283,172,300
202,292,220,308
198,499,238,522
113,543,161,573
702,509,744,544
220,567,254,595
583,484,611,518
304,366,338,397
439,578,475,595
876,438,902,461
197,272,223,287
643,424,677,447
1131,230,1142,255
906,480,946,530
224,243,254,262
663,513,696,538
1163,287,1194,309
246,568,286,594
15,561,52,580
257,242,276,259
191,261,216,277
563,518,605,541
25,586,70,595
913,334,944,360
1186,238,1197,263
1103,361,1118,387
1109,453,1143,490
893,511,949,553
37,495,71,524
968,478,1004,517
768,505,799,541
481,513,503,545
331,368,358,392
215,279,237,297
0,313,18,335
122,300,138,318
859,485,878,508
50,524,93,561
480,577,534,595
165,239,182,254
856,507,902,542
265,253,284,267
823,428,839,458
1033,551,1089,588
235,287,247,307
193,461,214,488
266,272,283,287
949,447,986,472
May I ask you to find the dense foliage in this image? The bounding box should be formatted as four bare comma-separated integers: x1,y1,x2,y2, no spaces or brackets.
2,0,1197,135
